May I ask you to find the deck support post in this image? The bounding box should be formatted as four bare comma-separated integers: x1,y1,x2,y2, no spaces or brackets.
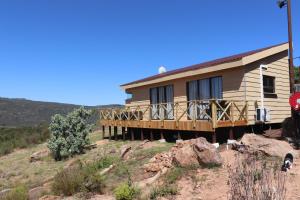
150,129,153,141
102,125,105,139
212,131,217,144
114,126,118,140
229,128,234,140
140,128,144,141
195,132,199,138
131,128,134,141
122,127,126,141
177,131,181,140
159,130,166,143
108,126,112,140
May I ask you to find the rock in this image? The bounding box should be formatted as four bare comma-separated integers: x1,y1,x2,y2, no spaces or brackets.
120,145,131,159
136,167,168,188
109,149,117,154
173,145,199,167
85,143,97,150
38,195,60,200
0,189,11,199
99,164,115,175
29,186,51,200
172,138,222,167
63,159,82,170
144,152,173,172
30,149,50,162
240,134,299,158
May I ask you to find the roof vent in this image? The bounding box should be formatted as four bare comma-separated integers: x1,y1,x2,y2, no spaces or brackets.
158,66,167,74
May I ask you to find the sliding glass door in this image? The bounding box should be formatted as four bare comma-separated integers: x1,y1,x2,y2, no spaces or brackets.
150,85,174,120
187,76,223,120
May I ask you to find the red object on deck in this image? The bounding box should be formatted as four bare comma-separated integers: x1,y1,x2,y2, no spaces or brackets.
289,92,300,111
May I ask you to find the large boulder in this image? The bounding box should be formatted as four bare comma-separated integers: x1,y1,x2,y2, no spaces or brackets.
172,138,222,167
240,134,299,158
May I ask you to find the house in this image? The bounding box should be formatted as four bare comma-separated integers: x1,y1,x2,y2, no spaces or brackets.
100,42,291,143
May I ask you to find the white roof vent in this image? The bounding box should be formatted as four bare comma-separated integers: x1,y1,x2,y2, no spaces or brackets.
158,66,167,74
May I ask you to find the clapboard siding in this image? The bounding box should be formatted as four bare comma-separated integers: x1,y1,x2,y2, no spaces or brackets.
245,51,290,124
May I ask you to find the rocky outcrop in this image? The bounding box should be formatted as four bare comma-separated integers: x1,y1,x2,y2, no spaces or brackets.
144,152,173,172
240,134,298,158
144,137,223,172
172,138,222,167
30,149,50,162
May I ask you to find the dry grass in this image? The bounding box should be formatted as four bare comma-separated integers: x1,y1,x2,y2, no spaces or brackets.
227,154,287,200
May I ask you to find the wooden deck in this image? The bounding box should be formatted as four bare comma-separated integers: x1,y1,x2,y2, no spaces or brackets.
100,99,248,132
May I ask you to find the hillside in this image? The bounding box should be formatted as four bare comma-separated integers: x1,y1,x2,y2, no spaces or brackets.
0,97,122,127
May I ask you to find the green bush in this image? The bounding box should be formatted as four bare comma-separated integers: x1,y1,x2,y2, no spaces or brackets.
47,107,92,160
149,185,178,200
0,124,49,156
114,183,139,200
52,157,113,196
3,185,28,200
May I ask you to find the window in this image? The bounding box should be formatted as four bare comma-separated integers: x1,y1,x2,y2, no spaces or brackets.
150,85,174,120
263,75,275,94
187,76,223,101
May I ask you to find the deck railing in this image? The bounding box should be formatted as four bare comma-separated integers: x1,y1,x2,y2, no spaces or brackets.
100,99,248,128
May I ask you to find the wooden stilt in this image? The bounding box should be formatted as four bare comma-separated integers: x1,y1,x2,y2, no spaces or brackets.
150,129,153,141
177,131,181,140
141,128,144,141
102,125,105,139
122,127,125,141
212,131,217,143
160,130,164,139
114,126,118,140
131,128,135,141
108,126,112,140
229,128,234,140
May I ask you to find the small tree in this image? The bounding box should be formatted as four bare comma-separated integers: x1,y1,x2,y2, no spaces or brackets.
48,107,92,161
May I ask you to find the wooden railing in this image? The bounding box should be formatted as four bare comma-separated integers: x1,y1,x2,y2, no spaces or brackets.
100,99,248,128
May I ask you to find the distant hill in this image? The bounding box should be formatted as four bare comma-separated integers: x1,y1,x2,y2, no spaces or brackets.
0,97,123,127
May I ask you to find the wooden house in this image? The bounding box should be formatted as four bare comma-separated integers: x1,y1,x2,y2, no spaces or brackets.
100,42,291,142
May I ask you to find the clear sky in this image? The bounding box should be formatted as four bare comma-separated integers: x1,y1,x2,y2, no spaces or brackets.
0,0,299,106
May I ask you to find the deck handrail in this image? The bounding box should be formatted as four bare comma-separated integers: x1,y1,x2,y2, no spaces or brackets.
99,99,248,128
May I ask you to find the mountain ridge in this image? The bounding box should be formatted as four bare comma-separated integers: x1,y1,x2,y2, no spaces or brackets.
0,97,123,127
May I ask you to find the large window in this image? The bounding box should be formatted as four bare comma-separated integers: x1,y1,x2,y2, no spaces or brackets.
263,75,275,94
187,76,223,101
150,85,174,120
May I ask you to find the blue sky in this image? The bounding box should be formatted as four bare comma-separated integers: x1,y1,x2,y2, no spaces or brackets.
0,0,299,106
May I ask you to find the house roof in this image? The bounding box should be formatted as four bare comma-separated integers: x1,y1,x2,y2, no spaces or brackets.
121,42,288,89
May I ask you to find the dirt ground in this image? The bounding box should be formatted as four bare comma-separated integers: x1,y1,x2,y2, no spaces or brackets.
1,132,300,200
174,149,300,200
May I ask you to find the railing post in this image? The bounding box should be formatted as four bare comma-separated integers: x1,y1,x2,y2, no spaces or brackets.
245,101,248,122
211,100,217,129
230,101,234,125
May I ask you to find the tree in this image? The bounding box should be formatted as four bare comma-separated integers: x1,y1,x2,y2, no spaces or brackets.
47,107,92,161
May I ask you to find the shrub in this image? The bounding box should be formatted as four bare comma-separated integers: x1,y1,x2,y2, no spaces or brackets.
3,185,28,200
149,185,178,200
47,107,92,160
227,154,286,200
0,124,49,156
114,183,139,200
52,156,113,196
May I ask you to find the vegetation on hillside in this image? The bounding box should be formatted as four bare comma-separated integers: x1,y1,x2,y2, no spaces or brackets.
0,124,49,156
0,97,122,127
48,107,93,160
